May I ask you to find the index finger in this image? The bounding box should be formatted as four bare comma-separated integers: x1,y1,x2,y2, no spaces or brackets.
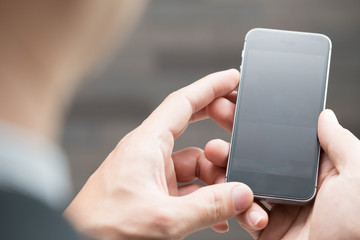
143,69,240,139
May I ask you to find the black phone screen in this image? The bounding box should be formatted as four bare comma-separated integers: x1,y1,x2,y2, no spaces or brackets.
227,29,331,201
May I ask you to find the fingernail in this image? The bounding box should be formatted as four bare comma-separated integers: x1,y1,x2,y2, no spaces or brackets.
248,211,263,226
325,109,338,124
232,185,251,211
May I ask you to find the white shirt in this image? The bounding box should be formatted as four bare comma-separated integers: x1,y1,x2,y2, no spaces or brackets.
0,120,72,211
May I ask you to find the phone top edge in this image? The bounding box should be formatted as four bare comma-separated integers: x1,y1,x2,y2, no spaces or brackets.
245,28,332,49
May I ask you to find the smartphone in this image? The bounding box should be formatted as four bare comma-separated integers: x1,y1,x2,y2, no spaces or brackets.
226,28,332,204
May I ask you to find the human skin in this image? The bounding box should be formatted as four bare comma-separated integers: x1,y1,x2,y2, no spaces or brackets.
208,93,360,239
64,69,269,239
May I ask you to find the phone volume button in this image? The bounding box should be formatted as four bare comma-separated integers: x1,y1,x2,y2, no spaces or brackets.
241,50,244,58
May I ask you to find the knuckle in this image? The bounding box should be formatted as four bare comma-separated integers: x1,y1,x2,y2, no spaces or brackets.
166,90,195,113
207,191,225,223
114,131,134,152
165,90,182,102
149,207,180,238
189,146,203,155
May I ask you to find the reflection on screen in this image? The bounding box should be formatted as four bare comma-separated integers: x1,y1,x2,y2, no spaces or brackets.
232,49,326,178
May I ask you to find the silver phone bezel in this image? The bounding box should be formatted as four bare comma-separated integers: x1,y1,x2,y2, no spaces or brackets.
225,28,332,204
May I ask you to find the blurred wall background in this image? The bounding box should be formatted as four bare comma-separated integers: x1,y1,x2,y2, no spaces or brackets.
62,1,360,239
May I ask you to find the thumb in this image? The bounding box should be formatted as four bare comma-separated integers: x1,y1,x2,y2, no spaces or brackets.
318,109,360,172
176,182,253,234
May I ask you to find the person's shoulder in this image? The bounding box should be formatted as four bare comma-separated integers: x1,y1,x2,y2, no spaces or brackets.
0,189,80,240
